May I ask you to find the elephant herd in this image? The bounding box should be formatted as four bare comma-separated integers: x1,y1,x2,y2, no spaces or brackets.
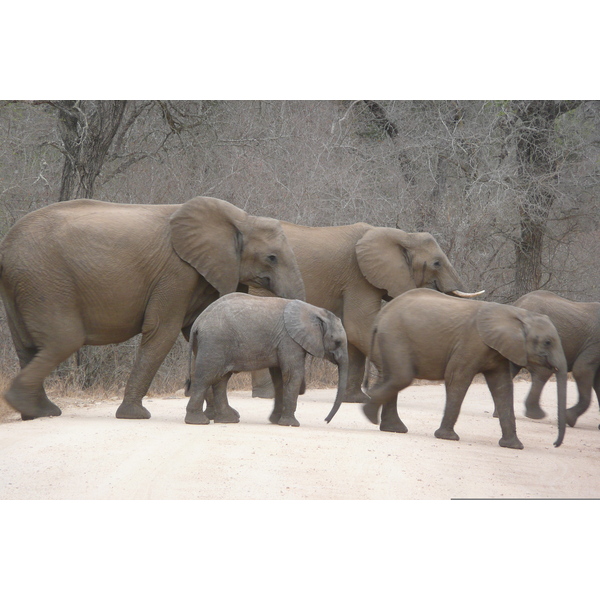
1,196,599,450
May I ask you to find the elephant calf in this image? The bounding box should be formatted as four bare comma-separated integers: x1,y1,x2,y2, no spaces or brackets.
184,293,348,426
326,288,568,449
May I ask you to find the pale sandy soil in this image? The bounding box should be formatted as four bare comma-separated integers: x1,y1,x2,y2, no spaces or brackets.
1,380,599,500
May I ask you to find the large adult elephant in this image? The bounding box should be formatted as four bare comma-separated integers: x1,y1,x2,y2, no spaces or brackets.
0,197,305,421
251,222,483,403
512,290,600,428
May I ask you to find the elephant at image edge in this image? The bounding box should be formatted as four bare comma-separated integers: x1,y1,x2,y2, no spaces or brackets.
0,197,305,421
326,288,567,449
184,293,348,426
251,221,483,403
512,290,600,428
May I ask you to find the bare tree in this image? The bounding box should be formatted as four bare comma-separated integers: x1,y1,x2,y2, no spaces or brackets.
509,100,582,299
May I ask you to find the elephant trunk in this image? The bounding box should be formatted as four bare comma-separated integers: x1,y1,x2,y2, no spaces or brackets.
554,363,568,448
273,263,306,302
324,351,349,424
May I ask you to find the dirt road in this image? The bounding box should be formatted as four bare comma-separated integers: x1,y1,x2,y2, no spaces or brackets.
1,380,599,500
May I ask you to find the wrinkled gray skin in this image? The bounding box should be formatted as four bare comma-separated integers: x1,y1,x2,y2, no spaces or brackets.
512,290,600,429
184,293,348,427
348,289,568,449
252,222,484,403
0,197,305,421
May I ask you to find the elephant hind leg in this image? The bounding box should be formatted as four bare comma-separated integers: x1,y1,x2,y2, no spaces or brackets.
363,370,412,430
5,337,83,419
212,374,240,423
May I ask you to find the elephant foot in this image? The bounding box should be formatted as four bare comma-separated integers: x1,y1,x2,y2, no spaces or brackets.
525,405,546,420
185,410,210,425
278,415,300,427
362,403,380,425
214,406,240,423
380,419,408,433
269,411,281,424
434,427,460,441
5,390,62,420
345,389,371,404
566,407,580,428
115,402,151,419
499,435,524,450
21,403,62,420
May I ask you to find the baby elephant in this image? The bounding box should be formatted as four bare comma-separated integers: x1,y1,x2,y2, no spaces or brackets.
185,293,348,426
338,289,567,449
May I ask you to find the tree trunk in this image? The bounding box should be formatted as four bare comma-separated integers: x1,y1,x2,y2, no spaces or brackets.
510,100,581,300
53,100,128,202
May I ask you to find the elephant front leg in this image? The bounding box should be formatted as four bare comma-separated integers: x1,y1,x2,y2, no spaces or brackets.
484,367,523,449
523,367,552,420
344,345,371,404
276,367,302,427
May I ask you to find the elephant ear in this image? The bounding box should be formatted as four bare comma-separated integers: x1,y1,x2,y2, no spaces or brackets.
355,228,418,297
476,303,528,366
283,300,326,358
170,197,246,295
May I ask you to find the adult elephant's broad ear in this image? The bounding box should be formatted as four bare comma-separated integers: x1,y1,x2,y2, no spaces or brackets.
355,228,416,297
170,196,247,295
284,300,326,358
476,303,528,367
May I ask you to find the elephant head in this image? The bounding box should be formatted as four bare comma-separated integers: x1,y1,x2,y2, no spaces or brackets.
283,300,349,412
355,227,483,299
170,197,305,300
476,304,568,447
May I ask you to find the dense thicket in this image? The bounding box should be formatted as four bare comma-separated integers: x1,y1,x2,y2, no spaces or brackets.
2,100,600,395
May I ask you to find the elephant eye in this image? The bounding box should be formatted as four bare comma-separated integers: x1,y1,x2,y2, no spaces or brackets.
267,254,278,264
433,260,441,268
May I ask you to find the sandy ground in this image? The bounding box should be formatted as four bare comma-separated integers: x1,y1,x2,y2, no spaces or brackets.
1,379,599,500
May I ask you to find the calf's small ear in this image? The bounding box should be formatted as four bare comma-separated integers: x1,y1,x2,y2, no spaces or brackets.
476,303,528,366
284,300,326,358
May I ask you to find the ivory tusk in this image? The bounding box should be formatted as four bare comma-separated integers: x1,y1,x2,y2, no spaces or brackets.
452,289,486,298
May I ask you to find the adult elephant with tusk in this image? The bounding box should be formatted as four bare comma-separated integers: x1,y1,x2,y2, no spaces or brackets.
251,222,484,404
0,197,305,421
